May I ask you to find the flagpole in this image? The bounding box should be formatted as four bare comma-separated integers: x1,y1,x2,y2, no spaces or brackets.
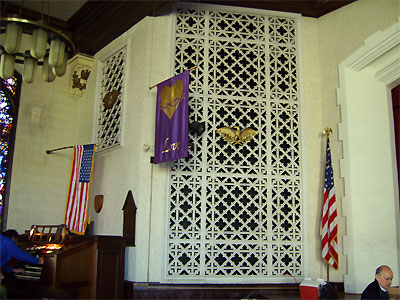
148,65,198,90
327,263,330,283
323,127,333,283
146,157,154,287
46,145,74,154
46,144,98,154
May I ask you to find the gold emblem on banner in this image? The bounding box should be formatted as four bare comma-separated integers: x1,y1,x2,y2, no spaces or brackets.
160,80,184,119
217,126,258,146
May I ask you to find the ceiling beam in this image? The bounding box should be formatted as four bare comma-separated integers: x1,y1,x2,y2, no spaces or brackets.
2,0,356,56
68,0,178,55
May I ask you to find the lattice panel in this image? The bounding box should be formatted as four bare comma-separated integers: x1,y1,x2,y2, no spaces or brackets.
205,243,269,276
270,102,300,176
272,244,302,276
206,97,266,175
209,11,266,41
166,5,303,282
172,95,205,172
168,242,201,276
176,8,206,36
97,47,126,151
174,37,205,95
169,174,202,240
271,178,301,242
205,176,268,241
208,40,266,98
268,17,296,45
269,46,298,101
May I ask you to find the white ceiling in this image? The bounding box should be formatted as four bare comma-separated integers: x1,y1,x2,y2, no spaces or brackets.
4,0,87,22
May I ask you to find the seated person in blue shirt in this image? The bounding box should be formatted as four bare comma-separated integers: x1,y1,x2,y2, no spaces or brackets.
0,231,40,275
361,265,393,299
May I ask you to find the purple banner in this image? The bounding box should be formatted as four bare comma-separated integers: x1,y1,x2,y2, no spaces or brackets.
154,70,190,164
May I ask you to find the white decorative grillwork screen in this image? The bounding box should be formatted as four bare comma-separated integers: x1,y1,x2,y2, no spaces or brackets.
97,47,126,151
166,4,303,282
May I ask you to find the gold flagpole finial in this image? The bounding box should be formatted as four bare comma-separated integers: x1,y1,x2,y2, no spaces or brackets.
323,128,333,137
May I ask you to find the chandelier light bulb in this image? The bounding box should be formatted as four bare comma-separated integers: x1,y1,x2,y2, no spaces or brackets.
30,28,48,59
4,22,22,54
49,38,65,68
42,55,56,82
52,53,68,77
0,53,15,79
23,53,38,83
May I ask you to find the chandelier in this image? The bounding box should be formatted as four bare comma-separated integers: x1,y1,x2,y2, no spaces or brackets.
0,6,75,83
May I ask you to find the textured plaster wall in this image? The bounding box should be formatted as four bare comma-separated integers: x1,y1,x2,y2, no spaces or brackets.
300,17,326,280
7,57,96,232
88,15,174,282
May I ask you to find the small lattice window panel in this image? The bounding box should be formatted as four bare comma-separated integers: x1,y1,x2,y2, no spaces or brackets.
96,47,126,151
166,5,303,282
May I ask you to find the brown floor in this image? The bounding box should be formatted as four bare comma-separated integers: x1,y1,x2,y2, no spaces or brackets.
128,284,362,300
339,294,360,300
3,279,363,299
130,291,360,300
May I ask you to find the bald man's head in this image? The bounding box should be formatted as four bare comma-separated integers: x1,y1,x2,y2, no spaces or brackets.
375,265,393,290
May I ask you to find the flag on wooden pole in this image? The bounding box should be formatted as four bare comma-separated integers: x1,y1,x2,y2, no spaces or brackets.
321,136,339,269
154,70,190,164
65,144,95,234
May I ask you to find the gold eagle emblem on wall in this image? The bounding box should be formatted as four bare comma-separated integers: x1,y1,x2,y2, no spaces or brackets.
216,126,258,146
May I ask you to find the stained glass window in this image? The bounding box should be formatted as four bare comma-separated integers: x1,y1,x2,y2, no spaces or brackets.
2,77,17,96
0,76,19,230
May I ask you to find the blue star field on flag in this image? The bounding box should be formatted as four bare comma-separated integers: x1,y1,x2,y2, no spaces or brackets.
324,139,334,191
79,144,94,183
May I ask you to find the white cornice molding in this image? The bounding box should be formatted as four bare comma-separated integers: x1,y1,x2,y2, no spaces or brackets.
375,57,400,86
344,18,400,71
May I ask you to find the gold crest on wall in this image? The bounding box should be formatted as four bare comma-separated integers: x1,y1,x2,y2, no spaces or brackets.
217,126,258,146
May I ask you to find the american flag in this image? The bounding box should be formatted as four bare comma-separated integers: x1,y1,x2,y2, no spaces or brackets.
65,144,95,234
321,137,339,269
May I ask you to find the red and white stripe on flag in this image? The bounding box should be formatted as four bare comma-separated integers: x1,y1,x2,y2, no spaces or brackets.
65,144,95,235
321,137,339,269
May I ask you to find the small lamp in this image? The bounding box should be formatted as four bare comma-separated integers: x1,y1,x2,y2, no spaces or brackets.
4,22,22,54
189,121,206,136
0,52,15,79
30,28,48,59
42,54,55,82
23,51,38,83
52,53,68,77
49,38,66,67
